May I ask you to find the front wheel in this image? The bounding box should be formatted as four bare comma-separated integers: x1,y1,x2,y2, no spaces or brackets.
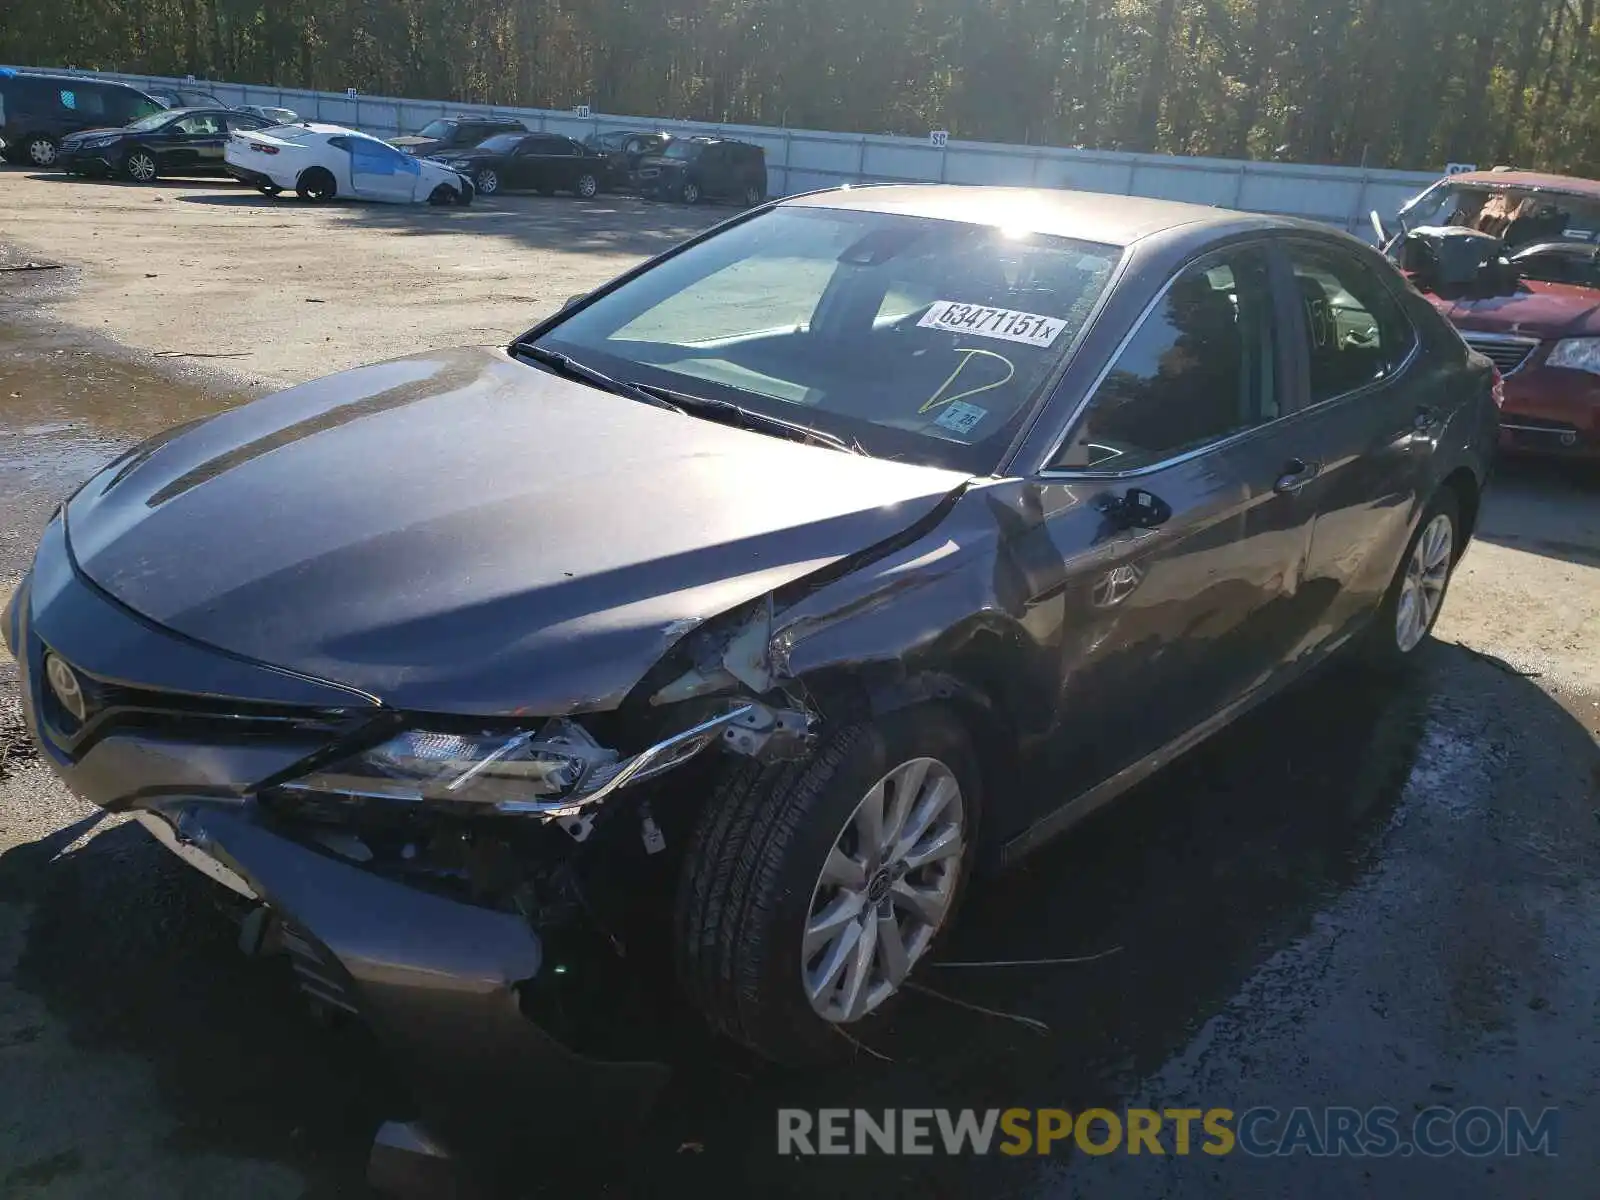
1362,490,1460,671
675,704,978,1065
473,168,499,195
679,180,702,205
125,149,158,183
27,136,58,168
574,171,599,199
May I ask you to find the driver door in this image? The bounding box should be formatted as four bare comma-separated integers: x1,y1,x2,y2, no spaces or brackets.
1017,242,1323,817
347,137,422,201
161,113,225,174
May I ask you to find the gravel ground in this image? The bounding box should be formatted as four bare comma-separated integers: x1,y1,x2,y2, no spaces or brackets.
1,165,1598,1198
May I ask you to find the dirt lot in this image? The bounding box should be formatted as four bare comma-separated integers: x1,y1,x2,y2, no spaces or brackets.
2,166,1599,1198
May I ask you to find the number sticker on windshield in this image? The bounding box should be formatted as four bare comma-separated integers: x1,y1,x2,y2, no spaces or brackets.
917,301,1068,347
933,400,989,436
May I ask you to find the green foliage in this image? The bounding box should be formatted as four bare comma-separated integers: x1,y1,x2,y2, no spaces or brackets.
4,0,1595,172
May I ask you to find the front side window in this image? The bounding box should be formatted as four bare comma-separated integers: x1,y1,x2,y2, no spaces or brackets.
174,114,223,136
1052,247,1278,472
1286,244,1415,403
532,206,1119,473
124,112,172,134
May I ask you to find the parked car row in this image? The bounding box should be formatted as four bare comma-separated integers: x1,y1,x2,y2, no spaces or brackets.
2,70,772,209
0,68,301,168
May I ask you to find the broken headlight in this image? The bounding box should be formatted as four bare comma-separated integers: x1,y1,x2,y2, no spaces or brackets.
279,708,755,818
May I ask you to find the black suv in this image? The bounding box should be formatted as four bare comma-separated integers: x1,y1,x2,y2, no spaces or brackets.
0,69,163,167
389,116,527,158
635,136,768,205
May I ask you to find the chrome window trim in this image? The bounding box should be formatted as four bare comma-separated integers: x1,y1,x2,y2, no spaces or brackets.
1035,239,1283,480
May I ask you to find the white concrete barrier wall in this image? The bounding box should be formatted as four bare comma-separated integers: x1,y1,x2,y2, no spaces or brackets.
9,66,1441,236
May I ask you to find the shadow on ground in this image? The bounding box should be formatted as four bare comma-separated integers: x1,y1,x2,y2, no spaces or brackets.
5,639,1596,1198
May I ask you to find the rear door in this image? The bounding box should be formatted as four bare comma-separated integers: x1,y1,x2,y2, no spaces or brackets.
1022,241,1321,810
1275,238,1431,652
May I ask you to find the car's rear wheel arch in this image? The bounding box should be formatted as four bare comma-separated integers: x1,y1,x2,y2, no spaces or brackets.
1438,467,1480,554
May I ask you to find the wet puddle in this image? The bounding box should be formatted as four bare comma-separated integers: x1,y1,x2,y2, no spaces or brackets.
0,322,250,578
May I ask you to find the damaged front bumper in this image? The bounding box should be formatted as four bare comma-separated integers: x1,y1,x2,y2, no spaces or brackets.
138,800,669,1158
6,516,678,1162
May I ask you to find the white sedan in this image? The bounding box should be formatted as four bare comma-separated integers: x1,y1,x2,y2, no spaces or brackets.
224,122,474,205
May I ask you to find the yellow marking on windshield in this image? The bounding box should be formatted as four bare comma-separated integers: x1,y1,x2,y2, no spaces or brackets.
918,348,1016,414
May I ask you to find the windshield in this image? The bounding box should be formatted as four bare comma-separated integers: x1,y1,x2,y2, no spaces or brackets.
661,140,700,161
417,119,456,139
124,112,171,133
1400,183,1600,250
530,206,1120,473
476,133,521,153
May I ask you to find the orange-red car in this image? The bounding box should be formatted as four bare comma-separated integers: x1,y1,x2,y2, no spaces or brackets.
1384,169,1600,460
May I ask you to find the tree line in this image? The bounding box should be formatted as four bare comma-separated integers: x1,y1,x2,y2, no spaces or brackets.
5,0,1599,175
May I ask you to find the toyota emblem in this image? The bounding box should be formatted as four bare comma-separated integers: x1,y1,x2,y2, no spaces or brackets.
45,654,87,722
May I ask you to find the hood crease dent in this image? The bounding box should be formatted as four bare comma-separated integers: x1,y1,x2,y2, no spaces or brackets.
64,347,969,717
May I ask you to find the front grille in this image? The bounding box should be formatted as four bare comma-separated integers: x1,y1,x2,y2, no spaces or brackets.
1462,334,1540,376
32,643,372,760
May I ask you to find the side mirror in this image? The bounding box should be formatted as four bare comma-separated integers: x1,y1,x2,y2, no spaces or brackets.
1096,487,1171,530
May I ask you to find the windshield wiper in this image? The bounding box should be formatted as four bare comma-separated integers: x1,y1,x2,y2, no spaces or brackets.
515,344,684,413
638,385,863,455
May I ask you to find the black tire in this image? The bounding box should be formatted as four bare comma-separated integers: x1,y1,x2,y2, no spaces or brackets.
426,184,454,206
256,183,281,196
679,179,702,205
1361,488,1461,673
675,704,980,1066
574,171,599,199
296,166,336,202
26,135,58,168
124,149,158,184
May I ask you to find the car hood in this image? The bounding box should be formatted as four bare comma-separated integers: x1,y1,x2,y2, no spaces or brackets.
1427,279,1600,339
64,346,968,716
61,127,125,143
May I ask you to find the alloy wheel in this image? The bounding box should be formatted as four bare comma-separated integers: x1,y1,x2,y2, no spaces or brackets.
475,169,498,195
127,152,157,183
577,173,598,198
682,181,701,204
28,138,56,167
802,756,965,1023
1395,512,1453,653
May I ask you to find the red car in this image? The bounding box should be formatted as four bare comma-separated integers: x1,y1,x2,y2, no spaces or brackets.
1381,169,1600,460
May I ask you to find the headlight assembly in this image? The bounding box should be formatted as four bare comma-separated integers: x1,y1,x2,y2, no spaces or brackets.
279,705,757,818
1545,337,1600,375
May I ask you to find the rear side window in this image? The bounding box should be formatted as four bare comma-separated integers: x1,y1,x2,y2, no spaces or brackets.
1285,243,1416,403
1053,246,1280,472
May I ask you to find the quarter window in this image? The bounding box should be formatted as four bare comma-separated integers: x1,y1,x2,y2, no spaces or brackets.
1052,247,1279,472
1286,244,1415,403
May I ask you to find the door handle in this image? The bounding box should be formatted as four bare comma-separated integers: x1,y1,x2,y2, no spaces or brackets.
1413,405,1441,431
1274,457,1321,494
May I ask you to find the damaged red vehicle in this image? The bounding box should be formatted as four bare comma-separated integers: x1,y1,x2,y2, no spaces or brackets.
1378,169,1600,460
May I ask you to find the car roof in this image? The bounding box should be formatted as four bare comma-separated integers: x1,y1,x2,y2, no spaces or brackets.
783,185,1286,248
6,70,148,91
1446,170,1600,199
